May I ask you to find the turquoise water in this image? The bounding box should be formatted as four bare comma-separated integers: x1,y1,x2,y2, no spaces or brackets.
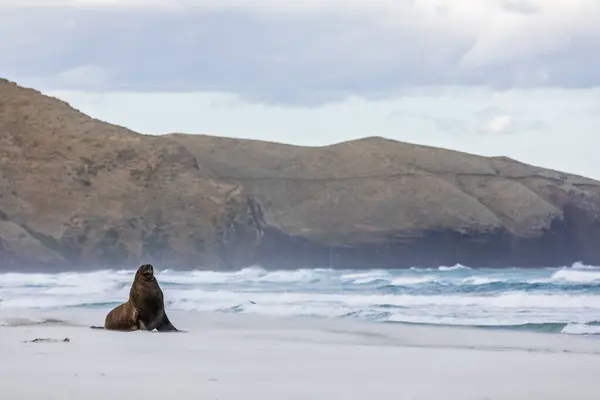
2,262,600,335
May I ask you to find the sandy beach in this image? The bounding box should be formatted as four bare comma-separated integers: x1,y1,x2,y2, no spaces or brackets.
2,309,600,400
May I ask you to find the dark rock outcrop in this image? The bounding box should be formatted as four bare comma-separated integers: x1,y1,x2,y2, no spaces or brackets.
1,78,600,271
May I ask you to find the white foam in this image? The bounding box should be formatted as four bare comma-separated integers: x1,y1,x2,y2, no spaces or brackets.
438,264,471,271
570,262,600,270
340,270,390,284
461,277,502,285
156,267,339,286
3,267,600,334
165,290,600,317
561,323,600,335
549,269,600,284
256,269,324,283
390,276,440,286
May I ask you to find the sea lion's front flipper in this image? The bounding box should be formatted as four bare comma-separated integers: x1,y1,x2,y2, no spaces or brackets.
90,326,104,330
156,313,179,332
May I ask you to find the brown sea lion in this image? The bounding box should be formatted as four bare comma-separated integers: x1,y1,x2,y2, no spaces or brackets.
102,264,178,332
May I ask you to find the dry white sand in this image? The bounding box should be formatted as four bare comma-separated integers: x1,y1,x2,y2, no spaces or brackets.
2,309,600,399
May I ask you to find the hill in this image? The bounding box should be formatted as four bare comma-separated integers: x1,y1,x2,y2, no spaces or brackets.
1,78,599,271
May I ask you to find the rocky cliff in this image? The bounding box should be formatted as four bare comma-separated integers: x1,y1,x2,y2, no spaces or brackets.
2,78,600,271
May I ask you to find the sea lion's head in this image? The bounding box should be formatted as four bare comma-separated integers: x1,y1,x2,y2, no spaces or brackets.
136,264,155,281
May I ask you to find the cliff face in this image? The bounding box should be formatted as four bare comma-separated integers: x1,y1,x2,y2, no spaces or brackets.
165,134,600,269
2,79,600,271
0,79,263,271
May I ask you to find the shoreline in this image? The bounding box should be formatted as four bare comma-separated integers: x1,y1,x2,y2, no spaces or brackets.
1,306,597,337
2,311,600,399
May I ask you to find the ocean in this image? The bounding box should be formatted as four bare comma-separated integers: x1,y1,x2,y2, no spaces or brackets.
2,262,600,335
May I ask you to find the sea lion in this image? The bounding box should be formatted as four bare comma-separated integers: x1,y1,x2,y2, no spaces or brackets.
103,264,178,332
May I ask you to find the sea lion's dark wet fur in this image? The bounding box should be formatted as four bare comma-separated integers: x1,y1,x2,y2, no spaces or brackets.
103,264,178,332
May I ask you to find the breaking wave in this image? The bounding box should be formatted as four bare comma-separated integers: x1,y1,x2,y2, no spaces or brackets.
2,263,600,335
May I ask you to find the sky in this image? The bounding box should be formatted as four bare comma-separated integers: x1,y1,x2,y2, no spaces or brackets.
1,0,600,179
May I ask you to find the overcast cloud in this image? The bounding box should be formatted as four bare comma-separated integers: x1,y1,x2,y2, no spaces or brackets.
1,0,600,179
1,0,600,104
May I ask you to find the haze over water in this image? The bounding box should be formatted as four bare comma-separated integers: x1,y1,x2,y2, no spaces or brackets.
2,262,600,335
